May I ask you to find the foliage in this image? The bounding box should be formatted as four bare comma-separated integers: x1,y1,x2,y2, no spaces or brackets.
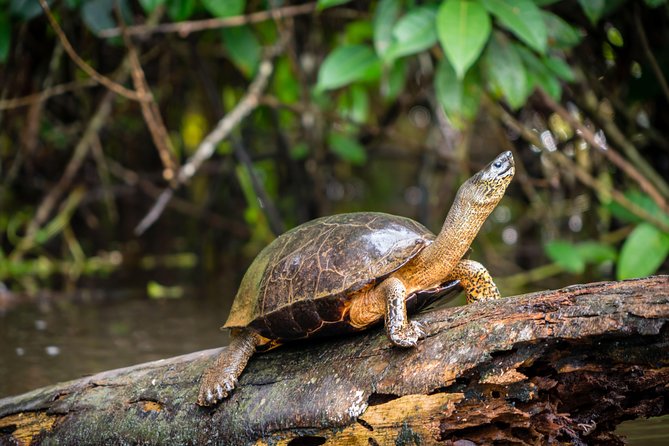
0,0,668,292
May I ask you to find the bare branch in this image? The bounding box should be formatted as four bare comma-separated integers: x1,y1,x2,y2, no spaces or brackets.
134,51,277,235
38,0,144,102
98,2,317,38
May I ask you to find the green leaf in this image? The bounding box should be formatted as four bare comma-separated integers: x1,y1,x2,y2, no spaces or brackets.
344,20,373,45
541,10,582,49
373,0,401,57
546,240,585,274
316,45,381,91
317,0,351,10
81,0,115,35
617,223,669,280
10,0,52,21
577,0,605,24
516,44,561,99
0,11,10,63
337,84,369,124
167,0,196,21
607,190,669,228
328,132,367,165
222,25,261,78
645,0,667,8
382,58,408,100
544,56,574,82
273,58,300,104
481,0,547,53
437,0,491,79
384,6,438,62
202,0,244,17
138,0,165,13
435,58,481,127
483,32,529,109
574,242,617,264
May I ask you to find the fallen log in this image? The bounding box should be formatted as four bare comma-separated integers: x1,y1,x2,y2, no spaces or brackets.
1,276,668,445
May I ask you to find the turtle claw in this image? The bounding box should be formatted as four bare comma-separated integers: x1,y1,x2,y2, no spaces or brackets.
389,321,425,348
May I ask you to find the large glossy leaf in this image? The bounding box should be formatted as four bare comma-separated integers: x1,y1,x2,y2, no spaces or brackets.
437,0,491,79
607,190,669,227
167,0,196,21
10,0,52,21
483,33,529,109
202,0,244,17
316,45,380,91
373,0,401,57
481,0,547,53
0,12,10,63
435,58,481,127
383,6,438,62
617,223,669,279
328,132,367,165
222,25,261,78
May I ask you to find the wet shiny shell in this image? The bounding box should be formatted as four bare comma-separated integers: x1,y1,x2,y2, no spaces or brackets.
224,212,436,340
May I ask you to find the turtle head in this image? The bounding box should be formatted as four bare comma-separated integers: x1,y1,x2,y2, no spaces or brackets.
459,151,514,209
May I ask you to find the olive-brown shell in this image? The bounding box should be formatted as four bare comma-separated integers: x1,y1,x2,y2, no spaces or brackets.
224,212,435,338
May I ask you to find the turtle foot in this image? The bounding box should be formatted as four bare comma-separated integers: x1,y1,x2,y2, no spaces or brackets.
197,369,238,406
389,320,425,348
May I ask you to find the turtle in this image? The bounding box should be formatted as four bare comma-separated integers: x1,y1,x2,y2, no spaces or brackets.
197,151,515,406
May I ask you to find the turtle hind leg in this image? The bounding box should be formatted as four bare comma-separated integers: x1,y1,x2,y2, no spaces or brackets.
449,259,501,303
197,328,260,406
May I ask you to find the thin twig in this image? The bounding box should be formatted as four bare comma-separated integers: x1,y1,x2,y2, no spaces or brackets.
134,50,278,235
635,5,669,105
538,90,669,214
9,91,117,261
490,101,669,233
98,2,317,38
117,7,177,182
38,0,143,102
0,79,98,110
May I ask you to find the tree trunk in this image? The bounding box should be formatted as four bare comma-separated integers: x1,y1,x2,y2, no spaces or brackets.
1,276,668,445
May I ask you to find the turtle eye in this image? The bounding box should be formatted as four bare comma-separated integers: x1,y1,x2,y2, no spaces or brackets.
493,161,502,169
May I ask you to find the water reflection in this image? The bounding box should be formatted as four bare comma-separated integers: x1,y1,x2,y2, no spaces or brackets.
0,281,234,398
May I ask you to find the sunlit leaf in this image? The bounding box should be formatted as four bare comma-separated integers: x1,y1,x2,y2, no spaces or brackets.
317,0,351,10
483,32,529,109
617,223,669,279
578,0,605,24
481,0,547,53
202,0,244,17
273,57,300,104
373,0,401,58
542,10,582,49
316,44,381,91
328,132,367,165
384,6,438,62
337,84,369,124
222,25,261,78
0,12,10,63
546,240,585,273
437,0,491,79
607,190,669,228
575,242,617,264
344,20,373,45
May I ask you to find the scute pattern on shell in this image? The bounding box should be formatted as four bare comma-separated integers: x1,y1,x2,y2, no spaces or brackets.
224,212,434,330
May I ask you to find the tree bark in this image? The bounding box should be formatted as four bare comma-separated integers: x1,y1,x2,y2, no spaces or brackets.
1,276,668,445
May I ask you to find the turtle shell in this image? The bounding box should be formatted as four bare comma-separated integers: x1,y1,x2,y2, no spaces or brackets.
224,212,456,342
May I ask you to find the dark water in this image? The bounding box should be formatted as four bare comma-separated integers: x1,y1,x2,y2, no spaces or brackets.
0,283,666,444
0,284,232,398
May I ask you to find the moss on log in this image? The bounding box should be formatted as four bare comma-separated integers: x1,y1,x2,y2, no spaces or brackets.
1,276,668,445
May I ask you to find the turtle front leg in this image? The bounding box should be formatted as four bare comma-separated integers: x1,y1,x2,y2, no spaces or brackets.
380,277,425,347
197,328,260,406
449,259,501,303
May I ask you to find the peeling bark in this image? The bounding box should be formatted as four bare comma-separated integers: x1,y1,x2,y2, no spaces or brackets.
1,276,668,445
